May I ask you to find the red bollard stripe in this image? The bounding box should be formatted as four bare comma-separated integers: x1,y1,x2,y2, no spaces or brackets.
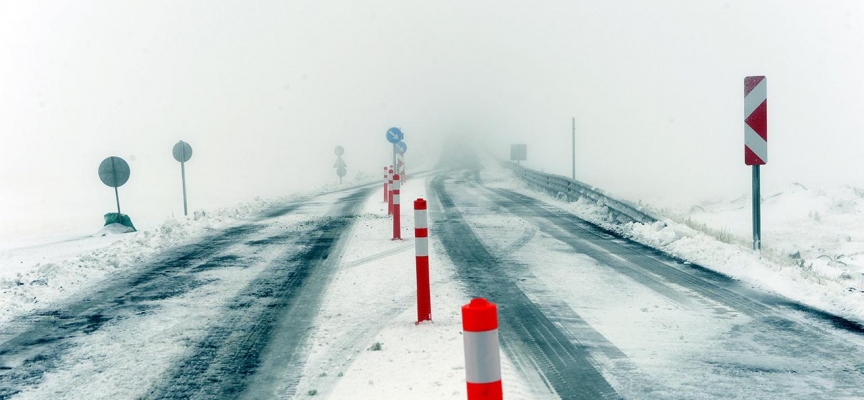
466,382,503,399
392,174,401,240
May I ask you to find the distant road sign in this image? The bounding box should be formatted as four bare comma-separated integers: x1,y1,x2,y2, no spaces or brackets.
510,144,527,161
98,156,131,188
744,76,767,165
395,141,407,154
386,127,404,144
334,157,347,168
334,146,344,156
173,141,193,163
337,167,347,178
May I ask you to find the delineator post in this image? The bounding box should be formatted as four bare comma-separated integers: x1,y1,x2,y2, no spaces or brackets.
383,166,389,203
388,168,394,216
392,174,401,240
462,298,502,400
414,198,431,323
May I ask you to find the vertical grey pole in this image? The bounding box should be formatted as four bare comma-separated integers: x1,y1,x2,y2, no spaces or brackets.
114,186,121,216
571,117,576,180
181,161,188,216
752,165,761,251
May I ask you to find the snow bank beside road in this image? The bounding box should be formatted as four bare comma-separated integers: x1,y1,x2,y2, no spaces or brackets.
491,163,864,325
0,193,308,327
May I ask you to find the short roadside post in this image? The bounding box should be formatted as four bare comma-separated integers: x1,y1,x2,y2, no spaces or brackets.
391,174,402,240
414,198,431,323
383,166,389,202
388,168,394,216
462,298,502,400
744,76,767,252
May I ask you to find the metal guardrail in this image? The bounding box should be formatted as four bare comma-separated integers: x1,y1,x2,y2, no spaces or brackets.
503,162,663,225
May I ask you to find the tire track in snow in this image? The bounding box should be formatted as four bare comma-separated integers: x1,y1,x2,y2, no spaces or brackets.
474,175,864,398
0,218,282,400
428,172,621,400
145,187,373,399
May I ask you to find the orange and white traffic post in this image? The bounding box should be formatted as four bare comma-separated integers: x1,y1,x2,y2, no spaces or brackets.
462,298,502,400
388,168,394,216
383,166,389,203
391,174,402,240
414,198,431,322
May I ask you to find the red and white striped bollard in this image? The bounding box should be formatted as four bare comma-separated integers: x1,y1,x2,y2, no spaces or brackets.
383,166,389,203
388,168,394,216
462,298,502,400
414,198,431,323
392,174,401,240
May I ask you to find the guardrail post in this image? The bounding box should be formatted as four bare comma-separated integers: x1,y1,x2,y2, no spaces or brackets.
414,198,431,323
462,298,502,400
392,174,402,240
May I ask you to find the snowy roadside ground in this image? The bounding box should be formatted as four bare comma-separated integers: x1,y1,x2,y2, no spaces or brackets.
292,177,543,400
0,180,375,328
481,160,864,325
12,211,320,400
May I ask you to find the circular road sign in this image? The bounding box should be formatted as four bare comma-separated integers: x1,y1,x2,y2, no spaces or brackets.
98,156,131,188
386,127,403,144
334,146,345,156
173,140,193,163
337,167,347,177
395,141,407,154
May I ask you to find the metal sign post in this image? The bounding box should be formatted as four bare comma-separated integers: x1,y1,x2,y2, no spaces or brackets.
571,117,576,180
334,146,347,184
744,76,767,252
172,141,193,216
98,156,131,215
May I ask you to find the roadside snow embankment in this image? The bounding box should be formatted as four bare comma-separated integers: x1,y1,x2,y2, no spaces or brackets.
0,195,298,326
498,167,864,324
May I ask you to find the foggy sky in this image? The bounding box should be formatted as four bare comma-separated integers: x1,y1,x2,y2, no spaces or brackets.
2,1,863,238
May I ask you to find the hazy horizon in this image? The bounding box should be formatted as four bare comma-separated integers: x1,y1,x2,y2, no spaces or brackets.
2,1,863,238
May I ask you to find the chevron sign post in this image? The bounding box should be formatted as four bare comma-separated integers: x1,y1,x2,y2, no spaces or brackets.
745,76,767,252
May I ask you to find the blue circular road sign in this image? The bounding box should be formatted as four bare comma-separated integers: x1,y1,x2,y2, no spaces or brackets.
386,127,403,144
395,141,407,154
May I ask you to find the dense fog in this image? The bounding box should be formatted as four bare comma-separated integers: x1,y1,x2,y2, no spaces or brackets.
2,1,862,238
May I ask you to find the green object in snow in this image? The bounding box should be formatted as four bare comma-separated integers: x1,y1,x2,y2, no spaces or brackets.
103,213,137,231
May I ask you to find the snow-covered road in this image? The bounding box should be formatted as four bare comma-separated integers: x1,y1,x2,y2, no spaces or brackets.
1,160,863,399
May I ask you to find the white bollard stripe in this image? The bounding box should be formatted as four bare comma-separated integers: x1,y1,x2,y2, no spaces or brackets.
414,210,427,229
393,193,400,204
745,124,768,162
744,78,767,117
415,237,429,256
463,329,502,384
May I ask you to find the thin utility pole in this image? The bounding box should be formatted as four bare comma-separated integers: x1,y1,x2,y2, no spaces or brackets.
571,117,576,180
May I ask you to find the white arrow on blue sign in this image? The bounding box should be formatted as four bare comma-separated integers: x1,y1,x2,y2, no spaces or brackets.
395,141,407,154
386,127,404,144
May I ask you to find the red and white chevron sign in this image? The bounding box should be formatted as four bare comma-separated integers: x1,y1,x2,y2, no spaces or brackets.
744,76,767,165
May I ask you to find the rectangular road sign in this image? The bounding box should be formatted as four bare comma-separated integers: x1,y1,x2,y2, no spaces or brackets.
510,144,527,162
744,76,767,165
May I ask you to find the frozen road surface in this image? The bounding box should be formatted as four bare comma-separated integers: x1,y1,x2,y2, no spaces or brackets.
1,161,863,399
